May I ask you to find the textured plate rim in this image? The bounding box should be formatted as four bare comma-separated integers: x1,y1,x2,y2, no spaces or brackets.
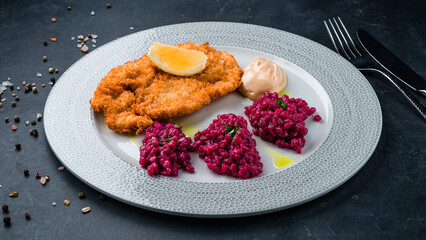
44,21,382,218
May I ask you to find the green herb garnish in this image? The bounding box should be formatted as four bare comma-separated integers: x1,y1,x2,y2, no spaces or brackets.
276,99,287,108
173,125,181,129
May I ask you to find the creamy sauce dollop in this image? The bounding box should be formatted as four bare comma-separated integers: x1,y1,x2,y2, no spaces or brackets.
238,57,287,101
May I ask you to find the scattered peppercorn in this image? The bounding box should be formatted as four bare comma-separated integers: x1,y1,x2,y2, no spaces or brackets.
24,169,29,176
35,172,41,178
50,77,56,83
32,83,36,86
3,217,11,226
12,93,16,97
51,18,56,23
25,213,31,220
22,81,26,86
37,114,42,121
106,3,112,8
78,192,86,199
67,6,71,10
42,56,47,62
5,117,9,123
0,102,2,108
55,68,58,73
9,192,18,198
32,87,38,93
2,204,9,213
14,116,20,122
11,101,16,107
15,144,21,150
42,84,46,87
58,166,65,171
31,120,36,125
64,200,70,206
43,41,48,46
10,85,14,90
12,125,17,131
50,38,57,42
15,96,20,101
24,87,30,93
99,194,106,201
45,175,50,181
48,67,54,73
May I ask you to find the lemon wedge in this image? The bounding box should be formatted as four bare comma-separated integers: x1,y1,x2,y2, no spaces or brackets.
147,42,208,76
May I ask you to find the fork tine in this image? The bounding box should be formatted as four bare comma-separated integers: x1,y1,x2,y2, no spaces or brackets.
337,16,362,56
327,19,350,59
323,21,340,54
333,17,356,58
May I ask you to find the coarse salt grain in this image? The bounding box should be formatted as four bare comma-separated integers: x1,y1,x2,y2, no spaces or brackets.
90,11,95,16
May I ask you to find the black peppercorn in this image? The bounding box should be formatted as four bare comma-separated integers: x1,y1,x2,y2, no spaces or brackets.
106,3,112,8
2,204,8,213
24,169,29,176
15,96,20,101
11,101,16,107
78,192,86,199
3,217,11,226
31,120,36,125
14,116,20,122
5,117,9,123
99,194,106,200
10,85,14,90
43,41,47,46
15,144,21,150
30,129,39,137
25,213,31,220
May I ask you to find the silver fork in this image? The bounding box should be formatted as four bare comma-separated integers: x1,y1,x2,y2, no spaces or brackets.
324,17,426,120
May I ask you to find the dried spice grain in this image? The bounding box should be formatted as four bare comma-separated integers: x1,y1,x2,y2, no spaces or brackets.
49,38,56,42
43,41,48,46
24,169,29,176
25,213,31,220
64,200,70,206
106,3,112,8
81,207,91,213
12,125,17,131
31,120,36,125
11,101,16,107
9,192,18,198
14,116,20,122
99,194,106,201
2,204,8,213
35,172,41,178
5,117,9,123
67,6,71,10
45,175,50,181
32,87,38,93
51,18,56,23
78,192,86,199
15,144,21,150
3,217,11,226
81,44,89,53
42,56,47,62
58,166,65,171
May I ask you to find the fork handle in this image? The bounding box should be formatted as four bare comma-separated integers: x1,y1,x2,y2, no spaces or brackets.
359,68,426,121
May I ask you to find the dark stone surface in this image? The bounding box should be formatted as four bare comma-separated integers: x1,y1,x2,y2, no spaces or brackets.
0,0,425,239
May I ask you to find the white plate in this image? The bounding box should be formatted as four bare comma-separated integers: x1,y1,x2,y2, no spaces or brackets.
44,22,382,217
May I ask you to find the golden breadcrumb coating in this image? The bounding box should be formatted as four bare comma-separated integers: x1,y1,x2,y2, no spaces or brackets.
90,42,243,135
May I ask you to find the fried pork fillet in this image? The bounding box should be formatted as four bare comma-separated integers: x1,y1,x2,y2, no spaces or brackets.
90,42,243,135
